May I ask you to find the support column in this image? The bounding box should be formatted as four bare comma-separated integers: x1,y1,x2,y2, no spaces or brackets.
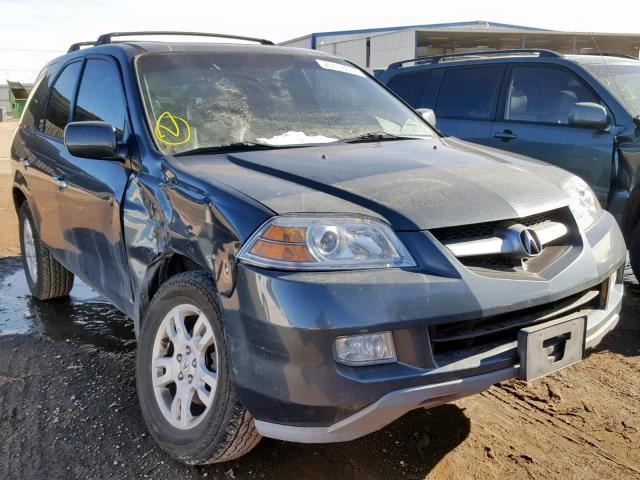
520,35,527,48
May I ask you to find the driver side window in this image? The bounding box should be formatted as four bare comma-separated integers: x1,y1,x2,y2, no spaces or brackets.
73,59,126,139
505,66,600,125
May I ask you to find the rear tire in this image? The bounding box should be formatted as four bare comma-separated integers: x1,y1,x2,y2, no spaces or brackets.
18,202,74,300
136,271,261,464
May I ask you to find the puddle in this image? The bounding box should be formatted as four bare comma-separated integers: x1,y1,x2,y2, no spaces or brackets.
0,257,135,352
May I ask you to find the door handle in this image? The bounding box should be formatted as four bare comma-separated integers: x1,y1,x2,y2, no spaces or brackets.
19,157,30,169
494,130,518,140
52,175,67,192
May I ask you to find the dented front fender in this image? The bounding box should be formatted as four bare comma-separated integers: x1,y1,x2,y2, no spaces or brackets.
123,159,272,330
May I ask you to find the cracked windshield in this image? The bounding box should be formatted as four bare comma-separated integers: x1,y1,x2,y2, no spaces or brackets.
136,52,434,155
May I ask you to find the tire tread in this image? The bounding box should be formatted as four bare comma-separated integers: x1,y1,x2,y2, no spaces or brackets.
37,241,74,299
19,203,74,300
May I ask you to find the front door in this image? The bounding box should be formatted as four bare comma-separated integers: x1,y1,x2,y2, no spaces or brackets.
58,56,134,312
488,64,615,206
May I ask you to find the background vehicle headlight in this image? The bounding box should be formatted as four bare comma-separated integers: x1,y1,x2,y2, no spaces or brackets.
562,176,603,231
238,216,416,270
335,332,396,366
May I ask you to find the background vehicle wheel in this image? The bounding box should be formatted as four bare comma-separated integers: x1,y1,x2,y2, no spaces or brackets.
136,271,261,464
18,202,74,300
630,223,640,281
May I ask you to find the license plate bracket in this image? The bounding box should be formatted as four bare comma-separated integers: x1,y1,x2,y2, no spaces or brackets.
517,316,587,381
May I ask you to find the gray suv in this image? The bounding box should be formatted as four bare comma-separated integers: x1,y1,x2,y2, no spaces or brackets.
11,35,626,464
377,50,640,276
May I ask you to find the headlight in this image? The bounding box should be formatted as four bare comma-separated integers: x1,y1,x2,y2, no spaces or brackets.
335,332,396,366
238,216,416,270
562,176,603,231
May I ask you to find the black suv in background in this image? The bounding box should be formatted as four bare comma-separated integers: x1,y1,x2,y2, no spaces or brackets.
377,50,640,276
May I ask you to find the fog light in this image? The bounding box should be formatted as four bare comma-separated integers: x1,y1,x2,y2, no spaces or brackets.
335,332,396,366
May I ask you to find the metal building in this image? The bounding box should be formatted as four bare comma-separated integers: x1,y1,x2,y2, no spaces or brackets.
281,20,640,72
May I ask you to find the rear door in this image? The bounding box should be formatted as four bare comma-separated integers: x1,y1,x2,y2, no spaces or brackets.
28,61,83,258
58,56,134,312
431,65,505,146
488,64,615,205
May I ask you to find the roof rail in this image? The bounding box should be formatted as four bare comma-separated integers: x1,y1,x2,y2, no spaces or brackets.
388,49,563,69
582,52,639,60
94,31,274,46
67,41,96,53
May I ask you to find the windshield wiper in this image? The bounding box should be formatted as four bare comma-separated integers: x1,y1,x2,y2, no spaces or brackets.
341,132,414,143
173,142,282,157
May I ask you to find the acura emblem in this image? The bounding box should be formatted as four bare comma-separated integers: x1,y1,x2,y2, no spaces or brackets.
519,228,542,257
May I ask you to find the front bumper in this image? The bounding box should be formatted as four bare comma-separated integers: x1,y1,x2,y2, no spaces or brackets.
253,288,622,443
221,211,626,443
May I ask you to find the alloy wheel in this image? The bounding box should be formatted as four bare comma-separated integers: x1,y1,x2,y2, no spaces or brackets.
151,304,219,429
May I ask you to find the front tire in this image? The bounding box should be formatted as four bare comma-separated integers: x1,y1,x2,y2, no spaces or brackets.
18,202,74,300
136,271,260,464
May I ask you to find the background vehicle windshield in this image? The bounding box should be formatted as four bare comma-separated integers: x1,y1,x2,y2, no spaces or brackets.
136,52,433,155
585,63,640,117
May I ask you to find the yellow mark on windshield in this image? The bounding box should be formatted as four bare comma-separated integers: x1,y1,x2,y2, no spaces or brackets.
155,112,191,146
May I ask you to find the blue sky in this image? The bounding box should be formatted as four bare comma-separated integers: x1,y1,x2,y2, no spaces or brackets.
1,0,639,83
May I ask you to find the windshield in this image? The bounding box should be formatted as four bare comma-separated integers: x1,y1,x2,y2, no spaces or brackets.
136,52,433,155
585,62,640,117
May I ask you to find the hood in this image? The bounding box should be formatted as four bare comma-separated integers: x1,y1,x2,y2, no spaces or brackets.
168,137,572,231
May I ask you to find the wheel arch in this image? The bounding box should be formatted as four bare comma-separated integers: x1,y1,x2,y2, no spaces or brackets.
12,168,31,212
135,251,207,334
12,186,27,214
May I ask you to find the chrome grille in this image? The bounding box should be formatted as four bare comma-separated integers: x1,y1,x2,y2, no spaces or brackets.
430,207,575,273
431,209,563,244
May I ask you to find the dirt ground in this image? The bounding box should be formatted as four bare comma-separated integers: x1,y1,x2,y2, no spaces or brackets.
0,119,19,258
0,116,638,479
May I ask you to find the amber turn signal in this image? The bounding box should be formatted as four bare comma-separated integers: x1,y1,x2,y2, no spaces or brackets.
261,225,307,243
248,224,315,263
249,240,315,262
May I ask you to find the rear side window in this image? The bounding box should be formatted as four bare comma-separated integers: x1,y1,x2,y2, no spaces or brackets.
505,65,600,124
73,59,126,138
19,68,47,127
435,67,503,120
386,70,432,106
42,62,82,139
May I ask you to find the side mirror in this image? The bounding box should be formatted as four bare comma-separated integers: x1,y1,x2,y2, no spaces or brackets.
568,102,609,130
416,108,436,128
64,121,118,159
